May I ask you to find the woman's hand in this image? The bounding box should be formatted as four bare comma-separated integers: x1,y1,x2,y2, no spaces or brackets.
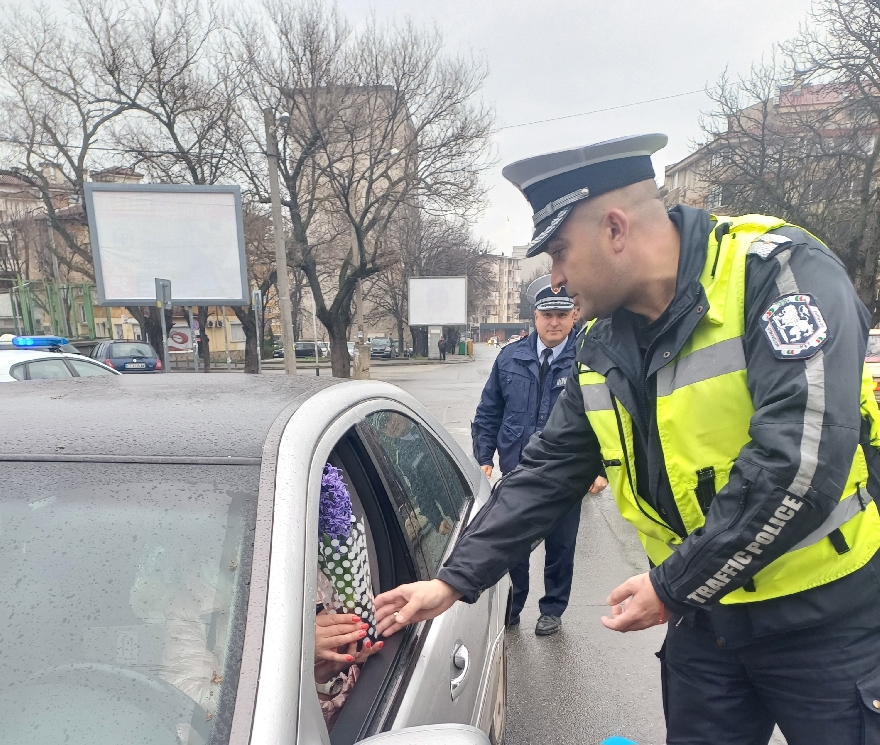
315,611,369,665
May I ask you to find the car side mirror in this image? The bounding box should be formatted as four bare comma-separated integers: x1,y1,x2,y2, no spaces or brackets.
357,724,490,745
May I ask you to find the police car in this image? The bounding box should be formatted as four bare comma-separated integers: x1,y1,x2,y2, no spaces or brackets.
0,335,120,382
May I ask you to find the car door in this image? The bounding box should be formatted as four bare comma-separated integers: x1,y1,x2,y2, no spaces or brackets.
291,393,506,745
356,410,501,730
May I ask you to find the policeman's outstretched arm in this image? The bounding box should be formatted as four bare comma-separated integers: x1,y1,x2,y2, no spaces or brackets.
375,370,602,632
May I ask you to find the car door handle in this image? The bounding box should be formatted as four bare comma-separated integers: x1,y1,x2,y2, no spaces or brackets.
450,643,470,699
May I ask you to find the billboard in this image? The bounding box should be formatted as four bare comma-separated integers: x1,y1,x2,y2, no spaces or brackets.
408,276,467,326
85,184,249,306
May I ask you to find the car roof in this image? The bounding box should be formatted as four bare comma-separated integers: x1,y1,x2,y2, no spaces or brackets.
1,375,342,461
0,349,88,367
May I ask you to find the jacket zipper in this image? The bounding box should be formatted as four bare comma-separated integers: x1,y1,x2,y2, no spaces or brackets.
610,396,677,533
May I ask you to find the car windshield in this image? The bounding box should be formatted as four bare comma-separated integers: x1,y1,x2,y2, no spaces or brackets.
0,462,260,745
370,339,389,348
867,336,880,358
110,343,155,358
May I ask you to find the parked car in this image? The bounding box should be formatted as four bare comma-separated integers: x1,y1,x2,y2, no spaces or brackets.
0,376,508,745
293,341,328,359
0,336,119,382
370,337,395,359
91,340,162,373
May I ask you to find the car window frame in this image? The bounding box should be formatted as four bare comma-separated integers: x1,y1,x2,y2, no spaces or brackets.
64,357,118,377
356,413,471,578
292,397,479,745
23,356,75,380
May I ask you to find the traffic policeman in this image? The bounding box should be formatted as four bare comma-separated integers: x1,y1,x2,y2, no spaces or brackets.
375,133,880,744
472,278,606,635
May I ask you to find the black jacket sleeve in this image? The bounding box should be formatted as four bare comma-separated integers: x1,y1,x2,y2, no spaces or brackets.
438,367,604,602
650,229,870,614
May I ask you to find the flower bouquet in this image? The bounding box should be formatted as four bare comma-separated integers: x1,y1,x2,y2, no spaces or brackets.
318,463,377,640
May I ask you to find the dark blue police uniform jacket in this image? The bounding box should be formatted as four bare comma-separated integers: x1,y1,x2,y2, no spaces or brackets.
472,329,577,474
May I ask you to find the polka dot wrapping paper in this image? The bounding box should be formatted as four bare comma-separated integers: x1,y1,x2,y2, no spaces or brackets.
318,464,378,641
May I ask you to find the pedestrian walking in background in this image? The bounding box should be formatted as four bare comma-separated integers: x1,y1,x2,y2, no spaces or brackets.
472,277,606,635
375,133,880,745
438,336,447,361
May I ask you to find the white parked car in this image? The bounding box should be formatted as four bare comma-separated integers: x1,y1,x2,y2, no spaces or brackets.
0,375,509,745
0,335,119,381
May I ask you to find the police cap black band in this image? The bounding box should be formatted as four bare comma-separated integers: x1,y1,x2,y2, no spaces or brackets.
502,133,668,257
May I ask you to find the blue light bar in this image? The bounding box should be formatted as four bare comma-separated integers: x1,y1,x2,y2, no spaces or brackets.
11,335,69,348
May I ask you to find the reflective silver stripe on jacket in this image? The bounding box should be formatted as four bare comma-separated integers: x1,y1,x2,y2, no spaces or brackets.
581,383,613,412
788,491,866,552
656,336,747,397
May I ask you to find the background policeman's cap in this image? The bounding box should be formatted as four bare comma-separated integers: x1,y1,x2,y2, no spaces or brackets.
502,133,668,258
526,275,575,311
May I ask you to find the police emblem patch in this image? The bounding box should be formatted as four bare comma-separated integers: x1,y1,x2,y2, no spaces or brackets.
760,293,828,359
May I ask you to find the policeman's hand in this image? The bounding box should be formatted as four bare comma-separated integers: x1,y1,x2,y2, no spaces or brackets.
588,475,608,493
481,465,493,479
374,579,462,637
601,573,669,632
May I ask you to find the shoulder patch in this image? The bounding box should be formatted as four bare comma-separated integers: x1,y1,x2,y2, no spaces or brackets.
760,293,828,359
748,234,792,259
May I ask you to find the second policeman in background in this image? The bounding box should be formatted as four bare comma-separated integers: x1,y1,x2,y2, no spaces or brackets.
472,277,606,635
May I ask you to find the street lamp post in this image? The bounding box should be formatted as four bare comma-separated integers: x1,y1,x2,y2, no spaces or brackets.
263,107,297,375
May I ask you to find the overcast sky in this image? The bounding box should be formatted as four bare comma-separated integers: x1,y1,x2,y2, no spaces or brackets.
42,0,817,252
334,0,819,254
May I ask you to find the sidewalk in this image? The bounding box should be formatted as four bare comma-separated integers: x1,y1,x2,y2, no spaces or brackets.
170,353,476,373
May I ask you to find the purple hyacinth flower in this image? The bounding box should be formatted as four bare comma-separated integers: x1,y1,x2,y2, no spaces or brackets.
319,463,352,541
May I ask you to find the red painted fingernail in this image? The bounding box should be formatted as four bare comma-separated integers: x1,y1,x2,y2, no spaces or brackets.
359,629,367,638
360,623,369,630
346,655,354,661
351,615,360,622
364,640,372,648
376,641,384,648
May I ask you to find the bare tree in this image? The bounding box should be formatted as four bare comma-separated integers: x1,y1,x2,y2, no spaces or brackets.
86,0,252,369
699,2,880,319
786,0,880,316
0,1,127,279
366,211,493,355
0,0,185,346
231,0,493,376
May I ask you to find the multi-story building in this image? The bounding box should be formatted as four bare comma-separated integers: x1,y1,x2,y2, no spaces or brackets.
663,80,852,213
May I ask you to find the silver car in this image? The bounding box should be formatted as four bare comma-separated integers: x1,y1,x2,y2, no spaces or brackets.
0,375,509,745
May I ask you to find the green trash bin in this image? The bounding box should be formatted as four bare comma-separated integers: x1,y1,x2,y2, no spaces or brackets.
458,341,467,355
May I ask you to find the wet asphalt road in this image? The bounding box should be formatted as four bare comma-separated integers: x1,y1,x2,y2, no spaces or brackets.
374,344,668,745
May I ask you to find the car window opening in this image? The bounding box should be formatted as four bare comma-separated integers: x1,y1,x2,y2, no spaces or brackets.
320,418,475,745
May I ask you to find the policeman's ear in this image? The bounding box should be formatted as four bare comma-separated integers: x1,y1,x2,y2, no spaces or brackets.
605,208,629,254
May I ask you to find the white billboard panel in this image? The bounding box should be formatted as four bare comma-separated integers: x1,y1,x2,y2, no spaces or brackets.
85,184,249,306
408,276,467,326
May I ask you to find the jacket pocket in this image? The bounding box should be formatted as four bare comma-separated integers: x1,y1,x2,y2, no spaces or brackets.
858,667,880,745
498,419,525,448
502,372,531,412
